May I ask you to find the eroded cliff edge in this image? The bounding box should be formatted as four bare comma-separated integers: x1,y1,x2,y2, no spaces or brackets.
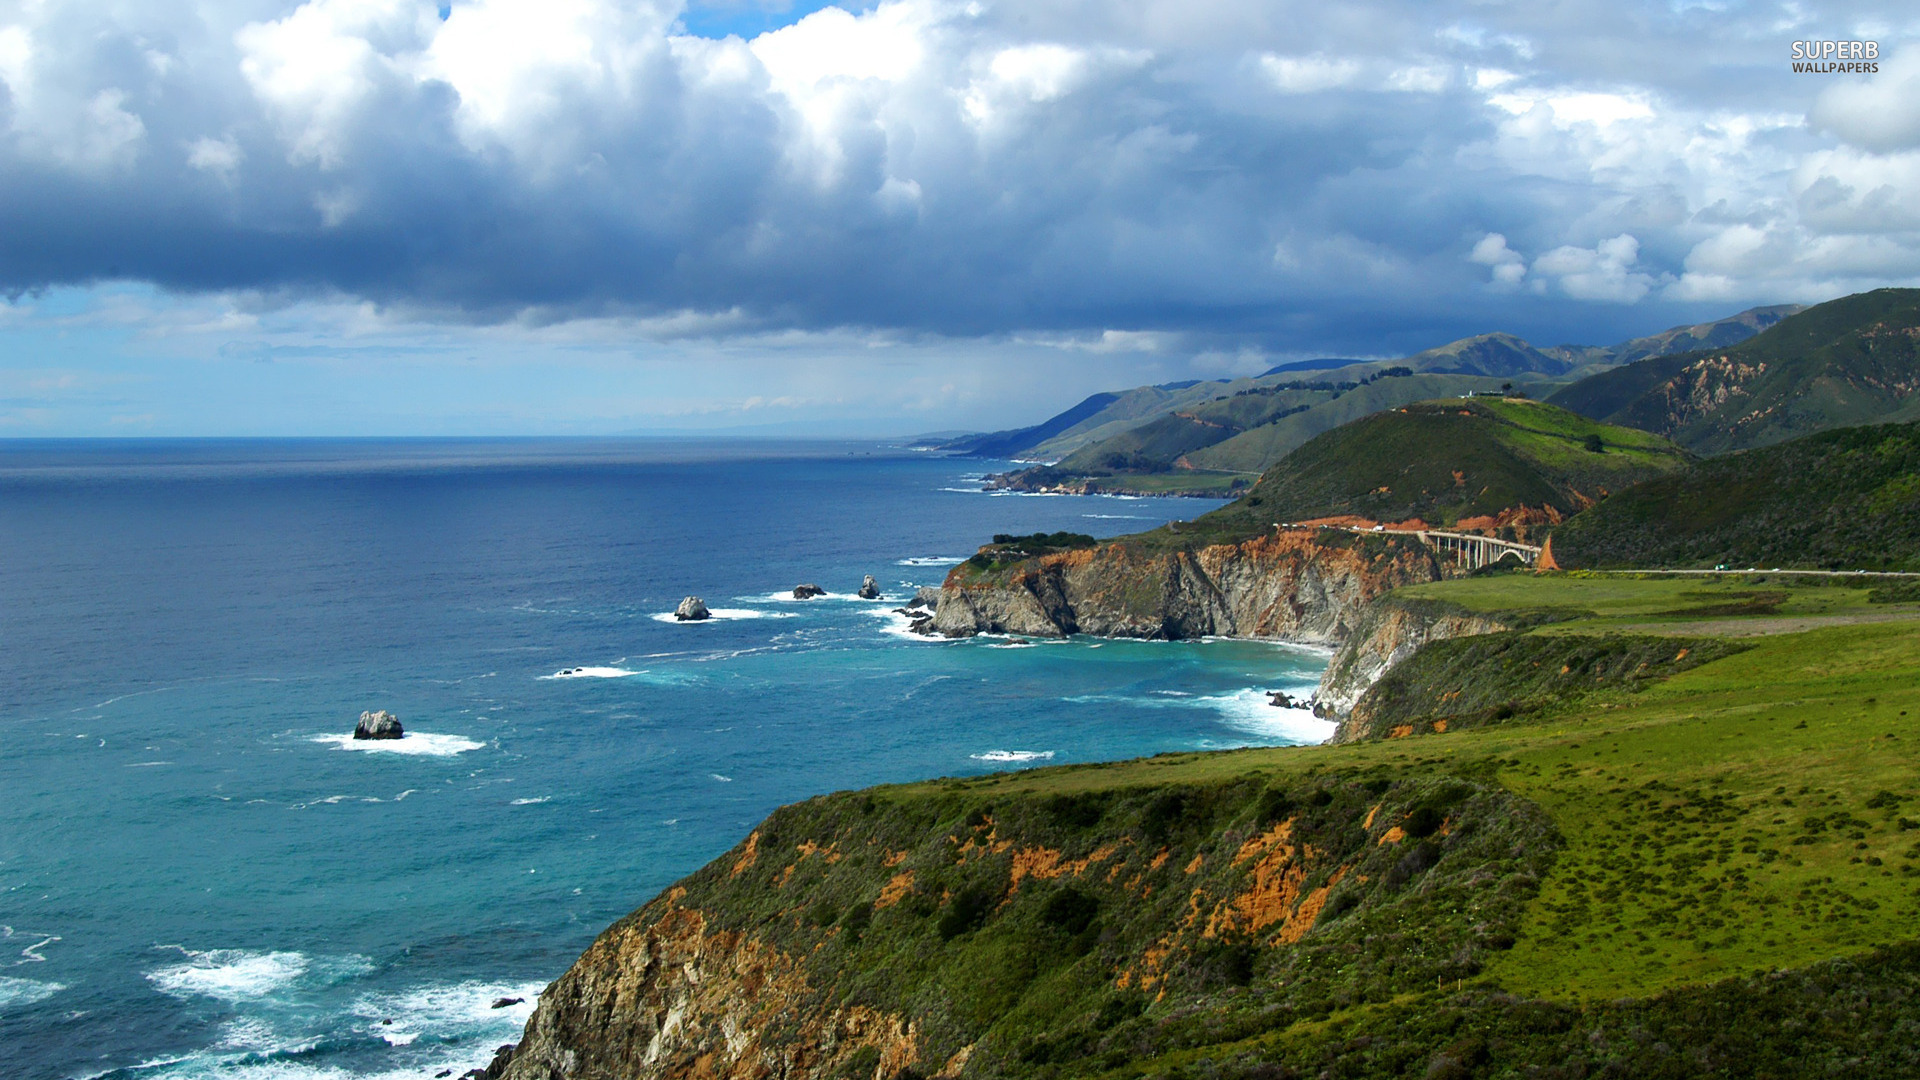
500,765,1554,1080
930,529,1447,644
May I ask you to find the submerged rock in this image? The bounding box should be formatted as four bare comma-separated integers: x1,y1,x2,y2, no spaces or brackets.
353,710,404,740
675,596,711,621
857,574,882,600
793,584,826,599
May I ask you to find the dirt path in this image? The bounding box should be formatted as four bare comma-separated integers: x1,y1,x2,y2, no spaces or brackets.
1600,609,1920,637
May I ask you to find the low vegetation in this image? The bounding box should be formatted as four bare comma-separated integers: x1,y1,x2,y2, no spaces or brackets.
1548,419,1920,572
1549,286,1920,454
564,568,1920,1078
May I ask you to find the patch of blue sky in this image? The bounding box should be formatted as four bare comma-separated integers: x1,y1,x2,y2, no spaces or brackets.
678,0,850,40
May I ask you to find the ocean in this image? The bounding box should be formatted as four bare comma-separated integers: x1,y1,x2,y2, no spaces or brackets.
0,439,1331,1080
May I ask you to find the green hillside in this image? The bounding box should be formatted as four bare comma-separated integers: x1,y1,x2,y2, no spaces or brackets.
509,572,1920,1079
1144,398,1690,551
1550,288,1920,454
1548,419,1920,572
1183,374,1539,473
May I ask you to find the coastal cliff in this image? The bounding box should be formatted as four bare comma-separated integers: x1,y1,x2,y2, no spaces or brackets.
1314,598,1518,729
492,570,1920,1079
499,762,1555,1080
930,529,1446,644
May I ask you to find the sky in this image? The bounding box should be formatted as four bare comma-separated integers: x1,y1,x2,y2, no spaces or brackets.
0,0,1917,436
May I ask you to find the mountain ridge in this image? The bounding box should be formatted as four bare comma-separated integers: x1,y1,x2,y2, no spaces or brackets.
944,305,1794,492
1548,289,1920,454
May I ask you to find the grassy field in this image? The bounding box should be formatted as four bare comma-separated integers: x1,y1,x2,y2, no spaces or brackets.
1392,570,1910,630
886,573,1920,1066
921,614,1920,1004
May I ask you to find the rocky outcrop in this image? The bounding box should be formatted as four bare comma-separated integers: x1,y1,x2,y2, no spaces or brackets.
857,575,882,600
494,765,1554,1080
1315,600,1517,738
675,596,710,621
931,530,1445,646
793,584,826,600
501,893,924,1080
354,710,403,740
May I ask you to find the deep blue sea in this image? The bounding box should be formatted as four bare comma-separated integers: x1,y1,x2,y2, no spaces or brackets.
0,439,1331,1080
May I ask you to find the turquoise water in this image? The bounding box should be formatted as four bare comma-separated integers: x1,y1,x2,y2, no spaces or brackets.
0,439,1329,1080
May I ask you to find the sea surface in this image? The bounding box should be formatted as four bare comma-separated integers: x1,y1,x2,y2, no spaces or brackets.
0,438,1331,1080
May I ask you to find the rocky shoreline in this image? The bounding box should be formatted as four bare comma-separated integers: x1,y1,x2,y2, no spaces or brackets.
486,536,1522,1080
927,529,1446,645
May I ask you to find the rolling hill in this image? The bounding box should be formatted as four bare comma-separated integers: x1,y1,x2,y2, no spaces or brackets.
1549,288,1920,454
1546,418,1920,572
1155,398,1694,551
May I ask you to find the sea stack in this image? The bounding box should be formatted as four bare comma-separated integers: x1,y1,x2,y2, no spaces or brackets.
675,596,711,621
857,574,881,600
353,710,404,740
793,584,826,599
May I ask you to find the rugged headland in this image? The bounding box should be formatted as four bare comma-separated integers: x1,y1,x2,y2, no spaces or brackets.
496,571,1920,1080
489,311,1920,1078
929,398,1685,646
929,528,1443,644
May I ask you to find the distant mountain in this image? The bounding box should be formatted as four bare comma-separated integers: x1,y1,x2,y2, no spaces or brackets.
1396,332,1575,377
1550,289,1920,454
1598,304,1802,367
1260,357,1368,376
934,304,1797,487
1546,419,1920,572
930,391,1120,459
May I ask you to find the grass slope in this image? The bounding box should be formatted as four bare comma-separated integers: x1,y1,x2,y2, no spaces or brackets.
1549,287,1920,454
1549,419,1920,572
1128,399,1689,552
604,572,1920,1078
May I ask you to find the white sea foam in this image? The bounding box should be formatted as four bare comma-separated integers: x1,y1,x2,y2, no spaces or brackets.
870,608,950,643
1062,686,1333,746
649,607,793,623
146,949,372,1001
986,641,1038,649
510,796,551,806
971,750,1055,763
540,665,640,679
896,555,967,566
1082,513,1148,519
711,773,733,782
312,732,485,756
1193,687,1336,745
0,975,64,1011
349,977,544,1053
753,590,888,604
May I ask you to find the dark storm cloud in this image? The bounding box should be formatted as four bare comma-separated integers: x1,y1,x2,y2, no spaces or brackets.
0,0,1914,355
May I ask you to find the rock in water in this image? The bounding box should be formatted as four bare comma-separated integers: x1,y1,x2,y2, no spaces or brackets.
857,574,881,600
353,710,404,740
792,584,826,599
675,596,711,621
